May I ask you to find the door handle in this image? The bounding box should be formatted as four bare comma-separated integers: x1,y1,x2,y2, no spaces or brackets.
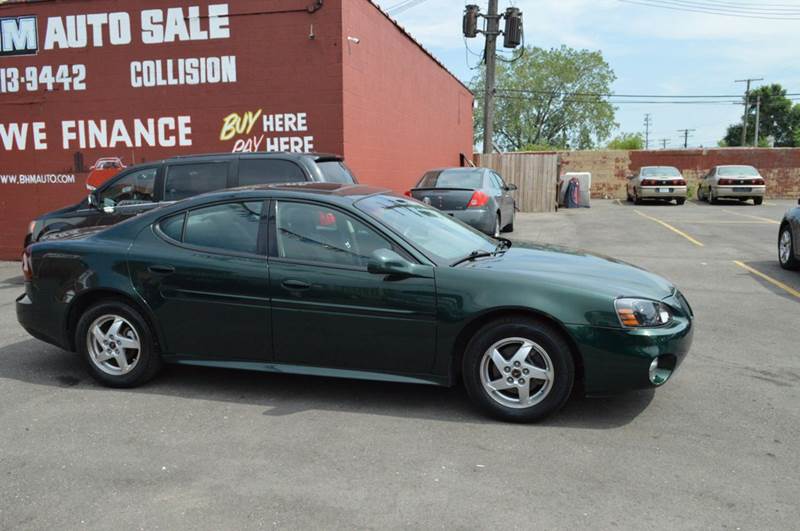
147,264,175,275
282,279,311,291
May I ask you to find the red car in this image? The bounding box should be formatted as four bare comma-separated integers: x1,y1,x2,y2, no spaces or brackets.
86,157,126,191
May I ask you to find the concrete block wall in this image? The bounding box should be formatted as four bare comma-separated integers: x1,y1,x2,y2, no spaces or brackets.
550,148,800,199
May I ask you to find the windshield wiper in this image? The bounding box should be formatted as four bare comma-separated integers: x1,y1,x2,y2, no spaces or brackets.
451,249,497,267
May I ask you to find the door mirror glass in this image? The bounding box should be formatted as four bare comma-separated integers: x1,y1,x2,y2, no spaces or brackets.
505,183,517,191
367,249,415,276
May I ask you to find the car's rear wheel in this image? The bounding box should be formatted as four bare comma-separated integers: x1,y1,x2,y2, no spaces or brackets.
502,213,514,233
676,198,686,205
462,317,574,422
753,197,763,206
709,189,719,204
633,190,643,205
76,300,161,387
779,225,800,270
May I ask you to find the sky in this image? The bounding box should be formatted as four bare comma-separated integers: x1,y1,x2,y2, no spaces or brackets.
371,0,800,149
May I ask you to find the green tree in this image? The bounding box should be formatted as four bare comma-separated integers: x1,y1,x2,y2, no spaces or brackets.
472,45,617,151
722,84,800,147
606,132,644,150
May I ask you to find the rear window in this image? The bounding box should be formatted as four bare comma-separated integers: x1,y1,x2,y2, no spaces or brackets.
417,170,484,189
318,161,356,184
238,159,306,186
718,166,759,176
164,162,229,201
641,167,681,177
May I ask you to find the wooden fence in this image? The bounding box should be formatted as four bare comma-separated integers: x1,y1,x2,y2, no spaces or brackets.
474,153,560,212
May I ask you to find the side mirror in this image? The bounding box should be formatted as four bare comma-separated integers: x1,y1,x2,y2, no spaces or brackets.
87,192,98,208
505,183,518,191
367,249,416,276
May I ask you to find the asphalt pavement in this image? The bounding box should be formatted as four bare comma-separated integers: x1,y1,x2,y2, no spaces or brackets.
1,198,798,529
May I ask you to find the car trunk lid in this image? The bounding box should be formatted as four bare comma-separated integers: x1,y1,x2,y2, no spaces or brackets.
408,188,476,211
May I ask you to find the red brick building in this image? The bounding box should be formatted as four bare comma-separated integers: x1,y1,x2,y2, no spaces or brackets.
0,0,474,259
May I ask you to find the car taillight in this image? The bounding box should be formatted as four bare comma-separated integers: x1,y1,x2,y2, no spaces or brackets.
641,179,656,186
676,179,686,186
754,178,765,185
21,249,32,281
403,190,412,197
718,178,732,185
467,190,489,208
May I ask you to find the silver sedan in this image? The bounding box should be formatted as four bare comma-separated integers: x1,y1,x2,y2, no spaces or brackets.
626,166,687,205
779,199,800,270
697,165,766,205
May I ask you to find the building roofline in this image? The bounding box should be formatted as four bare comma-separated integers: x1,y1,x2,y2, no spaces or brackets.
365,0,472,94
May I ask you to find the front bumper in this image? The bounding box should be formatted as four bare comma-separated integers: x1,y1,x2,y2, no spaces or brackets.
566,315,693,395
639,185,687,199
713,185,765,198
441,209,495,235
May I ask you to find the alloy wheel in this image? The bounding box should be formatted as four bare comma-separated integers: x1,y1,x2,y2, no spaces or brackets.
479,337,554,409
779,229,792,265
86,314,141,376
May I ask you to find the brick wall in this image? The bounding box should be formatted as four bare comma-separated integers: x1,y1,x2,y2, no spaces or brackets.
507,148,800,199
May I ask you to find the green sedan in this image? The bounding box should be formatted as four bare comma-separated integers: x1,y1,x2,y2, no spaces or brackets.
17,183,693,422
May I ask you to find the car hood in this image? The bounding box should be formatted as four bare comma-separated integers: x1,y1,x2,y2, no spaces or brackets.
461,241,675,300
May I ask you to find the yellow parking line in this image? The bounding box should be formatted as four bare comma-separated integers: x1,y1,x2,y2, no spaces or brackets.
721,209,779,225
733,261,800,299
633,209,704,247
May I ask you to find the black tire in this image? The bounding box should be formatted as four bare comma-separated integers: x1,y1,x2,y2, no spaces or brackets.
462,317,575,423
501,212,514,233
75,300,162,388
779,225,800,270
753,197,763,206
676,198,686,206
709,190,719,204
633,191,643,205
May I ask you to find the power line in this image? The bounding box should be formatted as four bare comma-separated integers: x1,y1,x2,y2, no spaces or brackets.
618,0,800,19
385,0,431,15
495,88,800,98
639,0,800,15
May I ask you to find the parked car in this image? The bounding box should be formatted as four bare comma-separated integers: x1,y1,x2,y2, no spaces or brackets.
24,152,357,247
86,157,126,191
17,182,694,422
626,166,687,205
697,165,765,205
406,167,516,237
779,199,800,270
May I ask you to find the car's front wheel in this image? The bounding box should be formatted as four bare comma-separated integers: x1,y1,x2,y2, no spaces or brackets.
779,225,799,270
462,317,574,422
76,300,162,387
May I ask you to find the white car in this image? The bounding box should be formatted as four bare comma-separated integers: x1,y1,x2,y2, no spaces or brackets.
697,165,766,205
626,166,687,205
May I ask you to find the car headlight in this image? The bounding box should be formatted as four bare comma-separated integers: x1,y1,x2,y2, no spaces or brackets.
615,298,673,328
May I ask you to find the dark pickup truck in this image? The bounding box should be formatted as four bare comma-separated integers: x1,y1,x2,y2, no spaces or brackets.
24,152,357,246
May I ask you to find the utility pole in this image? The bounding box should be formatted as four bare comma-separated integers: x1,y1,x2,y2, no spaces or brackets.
735,77,763,146
677,129,695,148
643,113,652,150
464,4,523,154
482,0,500,155
754,95,761,147
660,138,669,149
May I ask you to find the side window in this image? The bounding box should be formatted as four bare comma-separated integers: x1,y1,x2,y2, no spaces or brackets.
490,172,505,190
238,159,306,187
183,202,264,254
98,167,157,207
164,162,229,201
274,201,394,268
158,213,185,241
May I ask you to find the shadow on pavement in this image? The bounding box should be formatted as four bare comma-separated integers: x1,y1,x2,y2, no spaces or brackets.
738,260,800,303
0,338,654,429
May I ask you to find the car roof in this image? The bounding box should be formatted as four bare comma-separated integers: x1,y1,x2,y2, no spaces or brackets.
426,167,486,172
183,182,390,206
715,164,756,168
131,152,344,166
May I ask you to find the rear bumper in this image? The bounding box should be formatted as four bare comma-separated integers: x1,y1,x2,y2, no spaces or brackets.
713,185,765,198
442,209,495,235
566,316,693,395
16,291,71,351
639,186,687,199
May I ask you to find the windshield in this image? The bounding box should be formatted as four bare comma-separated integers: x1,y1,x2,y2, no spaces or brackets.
718,166,759,176
417,169,484,189
318,161,357,184
641,166,681,177
355,194,495,263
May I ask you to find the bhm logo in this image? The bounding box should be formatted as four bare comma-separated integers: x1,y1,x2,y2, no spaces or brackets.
0,16,38,56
